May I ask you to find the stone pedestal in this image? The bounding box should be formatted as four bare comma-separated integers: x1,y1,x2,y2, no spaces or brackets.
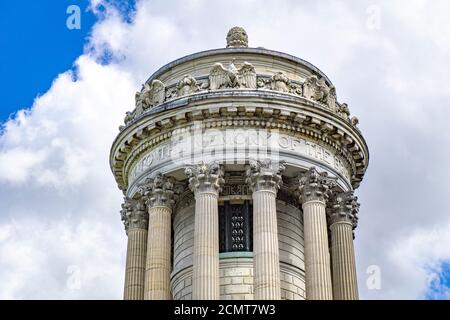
246,159,285,300
142,173,175,300
329,192,359,300
121,198,148,300
298,167,335,300
186,162,224,300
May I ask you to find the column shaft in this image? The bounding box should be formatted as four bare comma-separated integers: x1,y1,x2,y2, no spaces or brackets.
303,200,333,300
331,222,358,300
144,206,172,299
192,192,220,299
253,190,281,300
124,228,148,299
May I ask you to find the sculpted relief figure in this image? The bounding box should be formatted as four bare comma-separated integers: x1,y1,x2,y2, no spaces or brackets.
337,102,351,120
148,79,166,106
134,82,151,116
350,116,359,126
123,111,133,126
271,72,291,92
134,79,166,117
303,75,329,104
327,86,337,111
257,71,302,96
209,59,256,90
176,74,199,96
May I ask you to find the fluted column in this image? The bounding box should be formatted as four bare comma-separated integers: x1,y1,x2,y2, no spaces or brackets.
185,161,224,300
329,191,359,300
142,173,175,300
121,197,149,300
298,167,336,300
246,159,285,300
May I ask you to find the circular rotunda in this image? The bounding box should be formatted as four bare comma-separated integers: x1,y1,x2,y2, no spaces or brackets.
111,27,369,300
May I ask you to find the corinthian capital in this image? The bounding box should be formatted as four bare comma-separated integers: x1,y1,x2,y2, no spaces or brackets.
246,159,286,193
120,197,148,234
298,167,337,203
139,172,175,209
328,191,359,228
185,161,225,194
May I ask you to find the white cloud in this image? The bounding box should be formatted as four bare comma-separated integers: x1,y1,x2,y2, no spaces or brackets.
1,0,449,299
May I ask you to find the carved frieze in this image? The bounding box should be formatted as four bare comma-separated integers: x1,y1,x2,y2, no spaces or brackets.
128,128,352,186
257,72,302,95
121,67,360,135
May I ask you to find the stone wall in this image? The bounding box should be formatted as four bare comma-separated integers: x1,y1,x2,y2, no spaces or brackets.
277,200,306,299
219,255,253,299
171,203,194,300
172,204,195,272
171,200,305,300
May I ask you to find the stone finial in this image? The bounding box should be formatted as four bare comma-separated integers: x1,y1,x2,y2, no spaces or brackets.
298,167,337,203
120,197,148,234
246,159,286,192
185,161,225,194
139,172,175,209
226,26,248,48
328,191,360,229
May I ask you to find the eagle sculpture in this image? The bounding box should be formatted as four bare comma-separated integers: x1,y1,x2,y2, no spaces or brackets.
209,60,256,90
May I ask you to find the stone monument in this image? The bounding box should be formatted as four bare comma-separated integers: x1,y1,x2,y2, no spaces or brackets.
110,26,369,300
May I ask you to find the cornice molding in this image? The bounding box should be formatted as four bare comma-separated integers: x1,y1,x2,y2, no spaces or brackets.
110,94,368,192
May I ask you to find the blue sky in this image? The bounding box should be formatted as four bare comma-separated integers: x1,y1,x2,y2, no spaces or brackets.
426,261,450,300
0,1,96,121
0,0,137,122
0,0,449,300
